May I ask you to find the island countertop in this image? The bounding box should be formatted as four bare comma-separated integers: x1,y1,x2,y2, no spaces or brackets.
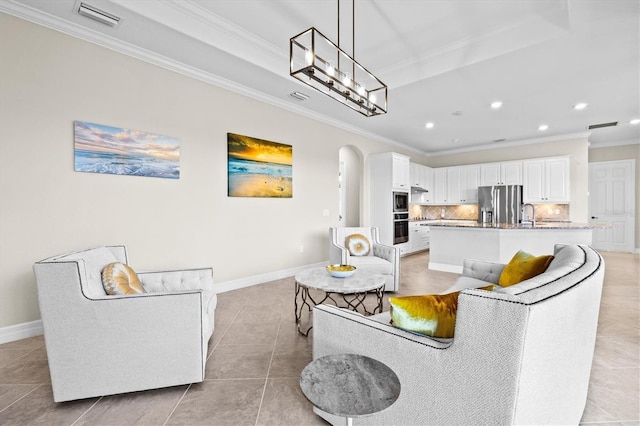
424,220,609,230
427,221,603,273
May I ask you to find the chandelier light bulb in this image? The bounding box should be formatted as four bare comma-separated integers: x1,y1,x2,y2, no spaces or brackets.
630,118,640,125
305,50,314,65
342,72,352,88
326,62,335,77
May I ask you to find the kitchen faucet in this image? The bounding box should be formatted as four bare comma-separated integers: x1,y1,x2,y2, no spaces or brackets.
522,203,536,225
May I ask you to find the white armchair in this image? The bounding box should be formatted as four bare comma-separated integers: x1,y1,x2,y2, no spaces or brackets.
33,245,217,402
329,227,399,291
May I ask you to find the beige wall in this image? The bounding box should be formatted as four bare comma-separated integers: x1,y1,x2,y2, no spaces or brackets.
589,143,640,250
424,137,591,223
0,14,411,329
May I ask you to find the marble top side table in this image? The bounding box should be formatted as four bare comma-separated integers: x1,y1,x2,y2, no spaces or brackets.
300,353,401,426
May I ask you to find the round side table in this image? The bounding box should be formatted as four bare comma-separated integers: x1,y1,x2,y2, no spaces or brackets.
300,353,401,426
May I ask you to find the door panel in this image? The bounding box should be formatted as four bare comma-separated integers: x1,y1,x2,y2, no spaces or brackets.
589,160,635,252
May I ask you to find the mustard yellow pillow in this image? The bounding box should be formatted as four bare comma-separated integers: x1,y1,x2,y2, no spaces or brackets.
345,233,371,256
498,250,554,287
389,285,493,338
101,262,146,295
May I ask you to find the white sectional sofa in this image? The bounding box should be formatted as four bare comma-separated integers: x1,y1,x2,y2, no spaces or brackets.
312,244,605,425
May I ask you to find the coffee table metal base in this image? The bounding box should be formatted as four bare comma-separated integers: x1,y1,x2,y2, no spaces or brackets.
294,269,385,336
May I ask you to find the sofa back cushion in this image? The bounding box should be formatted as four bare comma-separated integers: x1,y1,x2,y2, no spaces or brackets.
494,245,597,305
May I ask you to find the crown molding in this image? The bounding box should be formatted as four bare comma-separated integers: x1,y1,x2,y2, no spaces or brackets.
424,132,592,157
588,138,640,149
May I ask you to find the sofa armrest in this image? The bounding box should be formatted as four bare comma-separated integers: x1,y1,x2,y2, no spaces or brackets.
462,259,505,283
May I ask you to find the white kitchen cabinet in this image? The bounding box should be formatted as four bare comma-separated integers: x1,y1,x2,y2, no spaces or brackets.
369,152,411,246
523,157,570,203
410,163,433,204
480,161,523,186
444,165,480,204
407,223,430,254
433,168,448,203
392,154,410,190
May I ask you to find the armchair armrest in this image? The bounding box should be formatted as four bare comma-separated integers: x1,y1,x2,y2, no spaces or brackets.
372,243,397,264
139,267,214,293
328,239,349,265
461,259,505,283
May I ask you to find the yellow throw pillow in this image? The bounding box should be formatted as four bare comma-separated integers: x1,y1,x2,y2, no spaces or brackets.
345,233,371,256
389,285,493,338
498,250,554,287
102,262,146,295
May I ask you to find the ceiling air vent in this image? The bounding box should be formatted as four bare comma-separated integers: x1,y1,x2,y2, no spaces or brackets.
77,2,121,27
588,121,618,130
290,92,309,101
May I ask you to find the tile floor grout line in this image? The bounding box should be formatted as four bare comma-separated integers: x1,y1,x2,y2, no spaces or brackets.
0,383,43,414
254,317,282,426
162,383,192,426
69,396,103,426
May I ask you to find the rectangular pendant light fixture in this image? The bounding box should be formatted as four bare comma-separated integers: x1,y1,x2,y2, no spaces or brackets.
290,27,387,117
77,2,121,27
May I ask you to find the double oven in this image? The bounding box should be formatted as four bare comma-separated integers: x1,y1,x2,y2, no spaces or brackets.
392,192,409,244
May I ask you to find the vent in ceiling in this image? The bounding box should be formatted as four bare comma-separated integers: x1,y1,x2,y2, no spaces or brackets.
493,138,507,143
588,121,618,130
77,2,121,27
289,92,309,101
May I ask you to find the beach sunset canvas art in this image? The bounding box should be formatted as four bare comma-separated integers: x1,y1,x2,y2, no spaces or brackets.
228,133,293,198
74,121,180,179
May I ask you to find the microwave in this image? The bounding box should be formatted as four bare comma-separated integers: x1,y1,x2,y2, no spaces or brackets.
393,191,409,212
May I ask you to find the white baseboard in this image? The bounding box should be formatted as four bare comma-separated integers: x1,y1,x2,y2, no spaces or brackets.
428,262,463,274
1,261,329,344
0,320,43,345
213,261,327,293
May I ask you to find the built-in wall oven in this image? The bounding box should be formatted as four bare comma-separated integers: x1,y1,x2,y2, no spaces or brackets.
393,212,409,244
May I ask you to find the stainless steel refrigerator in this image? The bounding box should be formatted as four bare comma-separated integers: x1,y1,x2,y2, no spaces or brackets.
477,185,523,224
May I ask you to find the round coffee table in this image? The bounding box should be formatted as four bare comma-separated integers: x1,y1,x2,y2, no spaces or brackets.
300,353,401,426
294,267,385,336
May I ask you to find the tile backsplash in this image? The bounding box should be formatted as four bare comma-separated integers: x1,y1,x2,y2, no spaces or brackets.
410,203,570,221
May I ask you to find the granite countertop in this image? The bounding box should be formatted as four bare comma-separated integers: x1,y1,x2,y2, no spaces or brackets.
425,220,610,230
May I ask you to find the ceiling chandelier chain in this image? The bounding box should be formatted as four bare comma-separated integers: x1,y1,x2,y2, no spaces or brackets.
289,0,388,117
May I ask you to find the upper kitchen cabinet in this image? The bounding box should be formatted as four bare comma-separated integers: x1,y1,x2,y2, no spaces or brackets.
392,154,410,191
480,161,523,186
410,162,432,204
433,168,448,204
447,165,480,204
523,156,570,203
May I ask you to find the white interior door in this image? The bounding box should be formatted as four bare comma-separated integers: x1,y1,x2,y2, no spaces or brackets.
589,160,635,252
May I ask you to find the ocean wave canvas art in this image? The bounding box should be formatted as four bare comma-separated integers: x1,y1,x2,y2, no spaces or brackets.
74,121,180,179
228,133,292,198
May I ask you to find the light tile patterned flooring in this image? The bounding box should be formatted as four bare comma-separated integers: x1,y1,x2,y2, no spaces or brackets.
0,250,638,425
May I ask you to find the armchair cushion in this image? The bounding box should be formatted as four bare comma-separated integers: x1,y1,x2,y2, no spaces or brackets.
499,250,554,287
102,262,146,295
389,285,494,338
345,233,371,256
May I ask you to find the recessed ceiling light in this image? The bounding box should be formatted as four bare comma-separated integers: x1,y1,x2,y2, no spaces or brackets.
573,102,588,110
538,124,549,131
452,138,460,143
425,122,434,129
630,118,640,125
452,111,463,116
490,101,502,109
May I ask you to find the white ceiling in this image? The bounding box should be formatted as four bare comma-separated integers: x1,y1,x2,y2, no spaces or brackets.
3,0,639,155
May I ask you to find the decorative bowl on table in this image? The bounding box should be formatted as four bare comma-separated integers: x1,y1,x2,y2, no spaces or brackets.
326,264,356,278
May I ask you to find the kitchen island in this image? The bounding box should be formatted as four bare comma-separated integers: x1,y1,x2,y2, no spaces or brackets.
427,220,606,273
